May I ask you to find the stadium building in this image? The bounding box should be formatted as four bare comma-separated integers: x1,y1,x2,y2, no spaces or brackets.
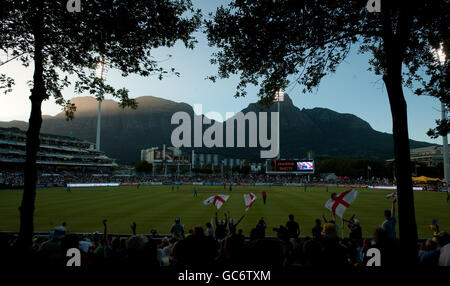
0,127,118,173
140,146,245,170
387,146,447,167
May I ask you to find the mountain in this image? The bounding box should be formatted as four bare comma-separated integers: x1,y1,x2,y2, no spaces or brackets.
239,95,414,159
0,95,433,163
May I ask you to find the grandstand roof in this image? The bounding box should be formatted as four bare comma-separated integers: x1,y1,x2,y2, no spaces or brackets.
0,127,92,145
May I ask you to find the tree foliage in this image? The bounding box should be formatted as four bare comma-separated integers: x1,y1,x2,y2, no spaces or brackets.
0,0,201,247
0,0,201,112
206,0,449,264
317,158,389,179
206,0,448,115
134,160,153,174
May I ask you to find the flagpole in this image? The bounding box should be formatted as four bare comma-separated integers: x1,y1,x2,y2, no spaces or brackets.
341,217,345,238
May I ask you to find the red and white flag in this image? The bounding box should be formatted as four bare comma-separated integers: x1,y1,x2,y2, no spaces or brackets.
325,189,358,219
244,192,257,211
203,195,229,210
386,192,397,199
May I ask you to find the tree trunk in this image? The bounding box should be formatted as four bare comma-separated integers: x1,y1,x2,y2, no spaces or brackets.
17,7,45,249
384,74,419,265
380,1,418,265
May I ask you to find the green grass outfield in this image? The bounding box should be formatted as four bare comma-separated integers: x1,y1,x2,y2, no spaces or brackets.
0,185,449,238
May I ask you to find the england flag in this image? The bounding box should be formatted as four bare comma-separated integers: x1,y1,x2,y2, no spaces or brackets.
325,189,358,219
244,192,257,211
386,192,397,199
203,195,230,210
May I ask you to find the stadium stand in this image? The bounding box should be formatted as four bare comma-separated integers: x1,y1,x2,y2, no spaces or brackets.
0,127,117,188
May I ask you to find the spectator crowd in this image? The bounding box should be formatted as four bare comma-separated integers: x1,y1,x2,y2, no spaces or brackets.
0,170,393,189
1,199,449,269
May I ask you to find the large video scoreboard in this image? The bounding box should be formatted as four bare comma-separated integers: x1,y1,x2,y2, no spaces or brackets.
266,159,315,174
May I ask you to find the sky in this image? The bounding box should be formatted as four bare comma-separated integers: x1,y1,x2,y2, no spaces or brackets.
0,0,442,145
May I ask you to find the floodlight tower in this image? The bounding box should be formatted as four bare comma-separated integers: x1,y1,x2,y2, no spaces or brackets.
94,59,109,151
432,43,449,185
275,89,285,159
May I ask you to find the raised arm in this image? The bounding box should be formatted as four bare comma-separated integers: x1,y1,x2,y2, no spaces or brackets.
224,213,229,228
131,222,137,235
322,213,328,223
391,199,396,216
102,219,108,240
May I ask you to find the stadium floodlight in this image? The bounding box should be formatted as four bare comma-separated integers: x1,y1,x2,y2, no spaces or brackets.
94,58,110,151
431,43,448,185
432,42,446,66
274,89,284,159
274,89,285,102
95,58,110,80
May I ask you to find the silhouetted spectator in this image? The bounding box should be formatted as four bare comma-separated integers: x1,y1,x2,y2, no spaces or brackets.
39,226,66,259
215,212,228,240
434,232,450,266
173,226,219,269
381,199,397,239
312,219,322,240
256,218,267,237
206,222,214,237
286,214,300,239
170,217,185,240
419,239,439,266
320,223,349,266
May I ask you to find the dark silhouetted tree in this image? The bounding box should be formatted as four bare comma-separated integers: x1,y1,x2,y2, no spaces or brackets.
134,160,153,174
0,0,200,248
206,0,448,264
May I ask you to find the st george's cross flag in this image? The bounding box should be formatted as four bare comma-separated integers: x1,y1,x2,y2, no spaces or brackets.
325,189,358,219
386,192,397,199
244,192,257,211
203,195,230,210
